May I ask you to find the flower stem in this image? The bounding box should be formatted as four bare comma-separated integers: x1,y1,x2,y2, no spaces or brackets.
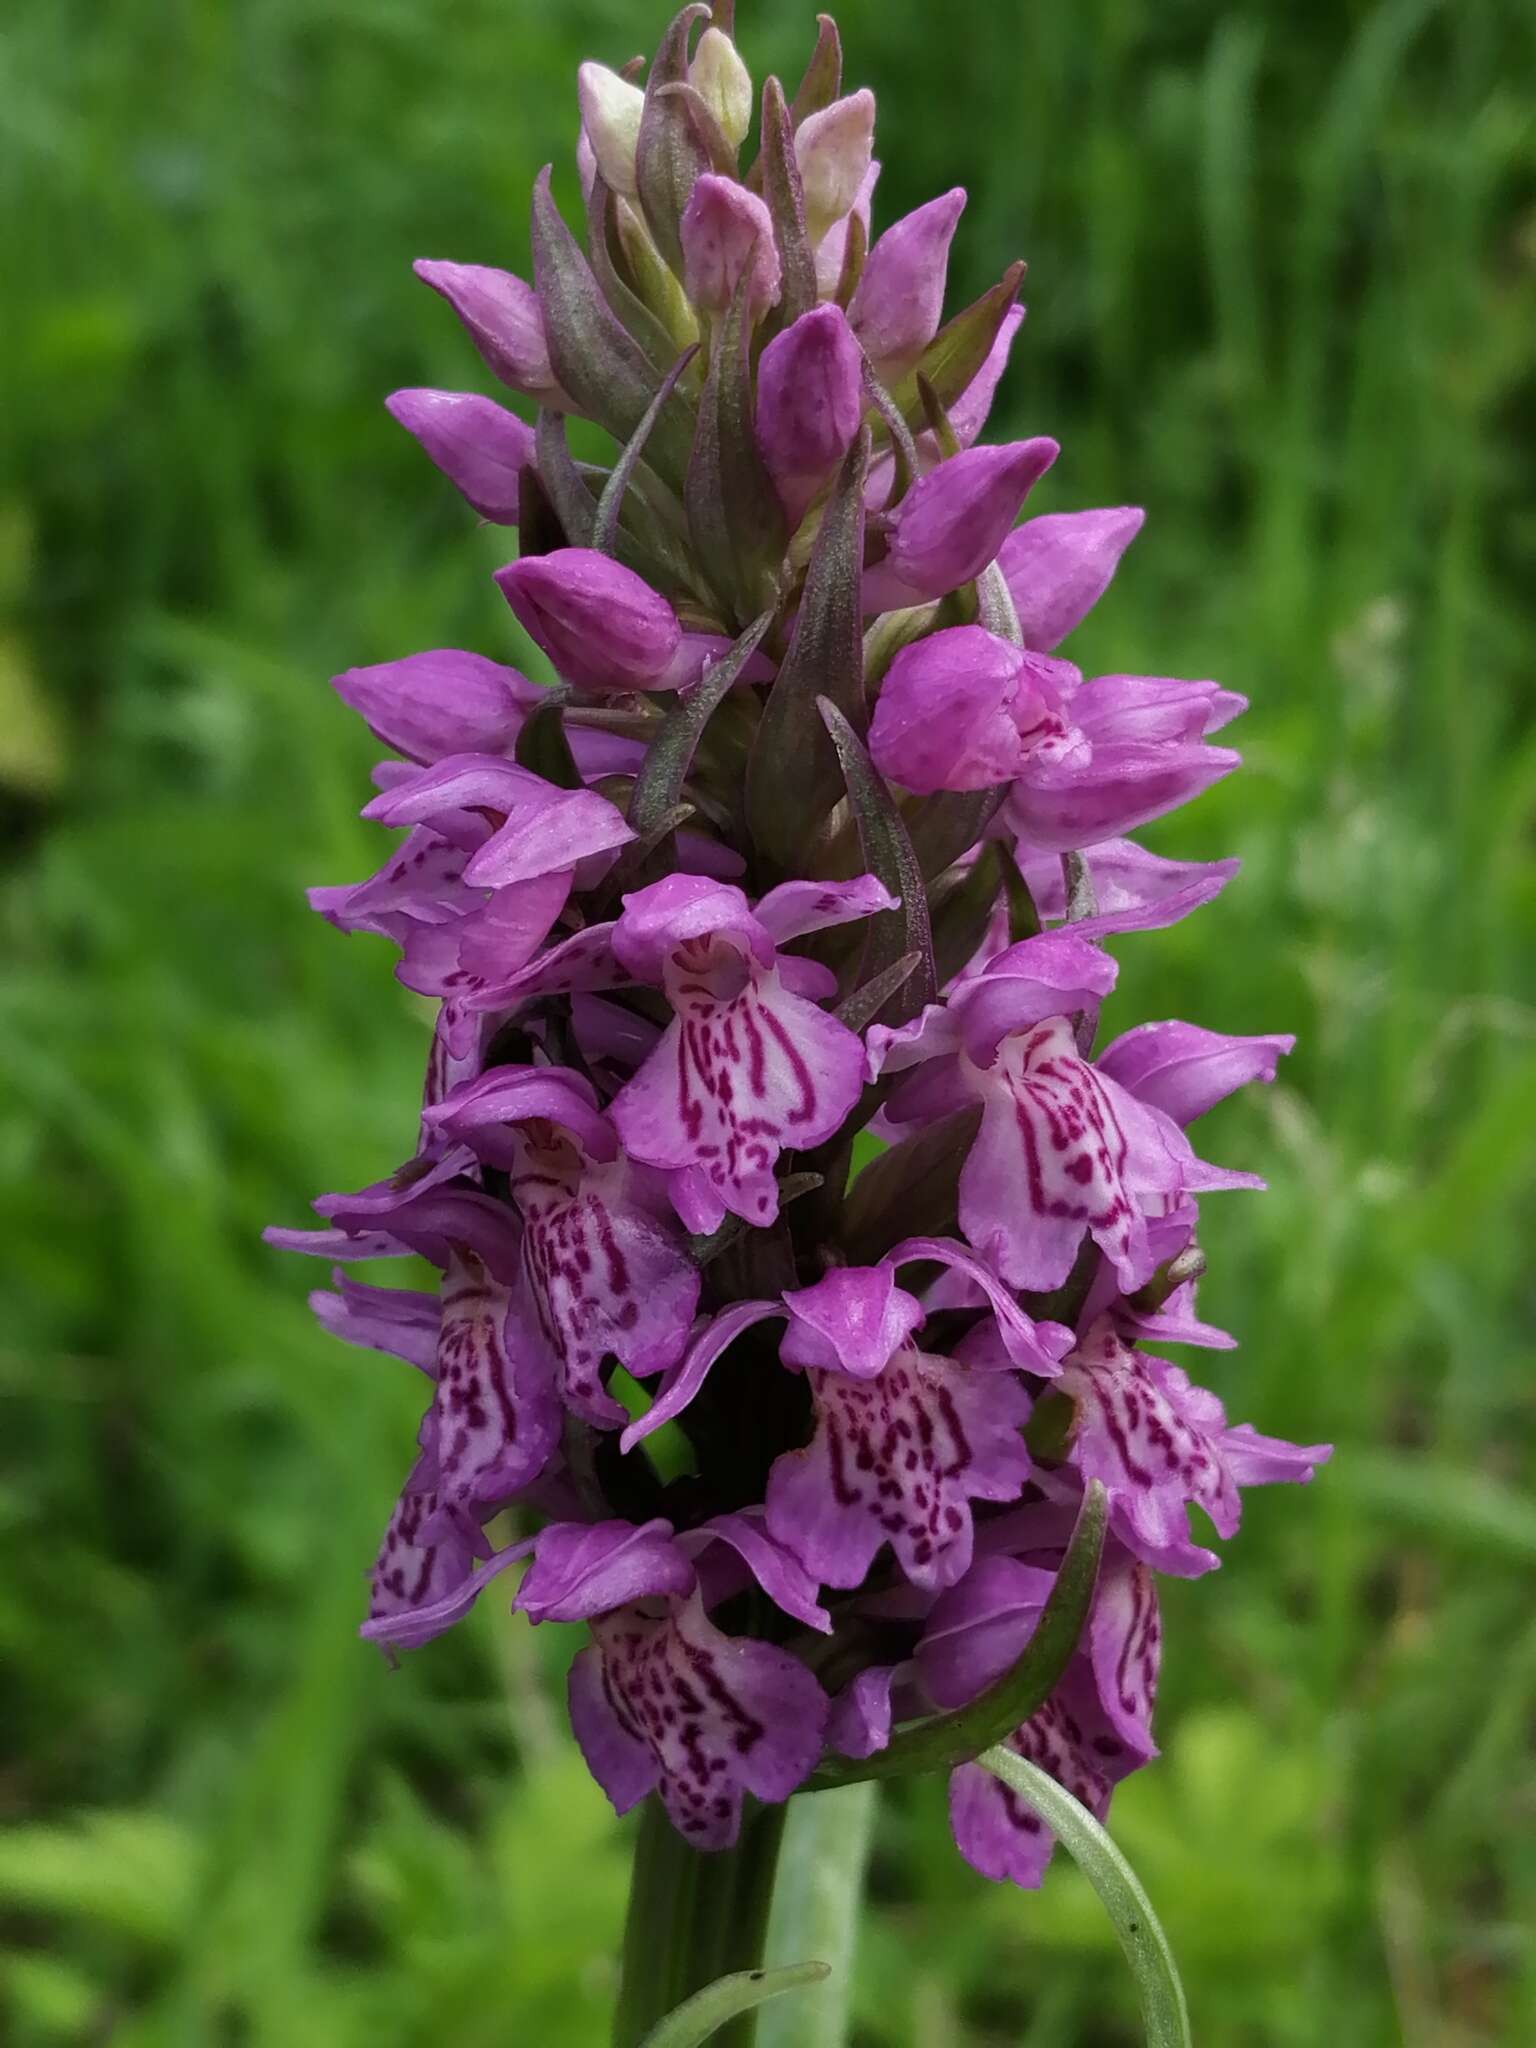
758,1782,878,2048
612,1796,789,2048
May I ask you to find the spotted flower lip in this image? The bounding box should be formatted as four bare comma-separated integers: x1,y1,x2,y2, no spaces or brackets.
521,1517,830,1849
607,873,895,1232
269,1,1328,1882
871,932,1263,1295
1059,1317,1332,1576
425,1062,701,1422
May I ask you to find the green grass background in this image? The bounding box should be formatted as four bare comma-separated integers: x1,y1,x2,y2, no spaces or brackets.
3,0,1534,2041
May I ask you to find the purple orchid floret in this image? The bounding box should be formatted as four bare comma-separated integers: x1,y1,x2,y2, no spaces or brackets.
385,388,535,524
755,305,865,525
266,1,1330,1890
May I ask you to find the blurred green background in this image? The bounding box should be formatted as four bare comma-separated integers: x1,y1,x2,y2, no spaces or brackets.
4,0,1535,2041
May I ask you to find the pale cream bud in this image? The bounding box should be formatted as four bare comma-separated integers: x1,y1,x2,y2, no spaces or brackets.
795,88,876,243
577,62,646,200
689,26,753,149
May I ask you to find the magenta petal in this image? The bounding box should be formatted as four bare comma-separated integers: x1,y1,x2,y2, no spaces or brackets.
680,174,781,318
1096,1020,1295,1126
1088,1548,1161,1758
399,872,573,1001
1061,1319,1298,1576
781,1264,925,1378
682,1512,833,1634
753,873,898,945
915,1554,1058,1709
613,875,765,981
585,1593,827,1848
621,1300,782,1452
414,257,567,405
870,625,1028,794
947,305,1026,449
568,1640,659,1817
1011,738,1241,852
887,1235,1072,1374
385,388,534,523
420,1250,561,1530
425,1063,615,1166
850,187,966,376
958,1017,1157,1295
464,786,634,889
998,506,1145,652
518,1517,692,1622
611,951,866,1231
495,548,682,693
462,920,625,1011
873,439,1059,606
766,1348,1033,1592
309,1272,442,1375
1017,839,1241,939
754,304,864,524
950,931,1119,1065
363,1491,533,1652
827,1665,898,1758
331,651,542,765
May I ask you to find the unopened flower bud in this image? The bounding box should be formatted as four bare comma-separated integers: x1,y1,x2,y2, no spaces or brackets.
680,174,781,320
998,506,1146,651
413,260,567,407
795,88,876,242
870,438,1059,606
815,160,879,300
851,187,966,377
755,304,864,524
494,547,682,692
577,61,646,199
689,25,753,148
385,389,534,525
869,623,1069,794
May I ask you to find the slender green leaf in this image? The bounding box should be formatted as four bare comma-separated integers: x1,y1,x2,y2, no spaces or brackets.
978,1744,1192,2048
813,1484,1107,1786
636,1961,832,2048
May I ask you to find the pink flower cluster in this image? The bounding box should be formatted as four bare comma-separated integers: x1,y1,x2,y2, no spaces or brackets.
269,3,1328,1884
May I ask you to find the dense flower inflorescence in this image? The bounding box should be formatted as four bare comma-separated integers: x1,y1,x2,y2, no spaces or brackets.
269,2,1329,1883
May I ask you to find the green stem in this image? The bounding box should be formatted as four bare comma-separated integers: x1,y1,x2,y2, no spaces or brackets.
613,1796,789,2048
758,1783,878,2048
